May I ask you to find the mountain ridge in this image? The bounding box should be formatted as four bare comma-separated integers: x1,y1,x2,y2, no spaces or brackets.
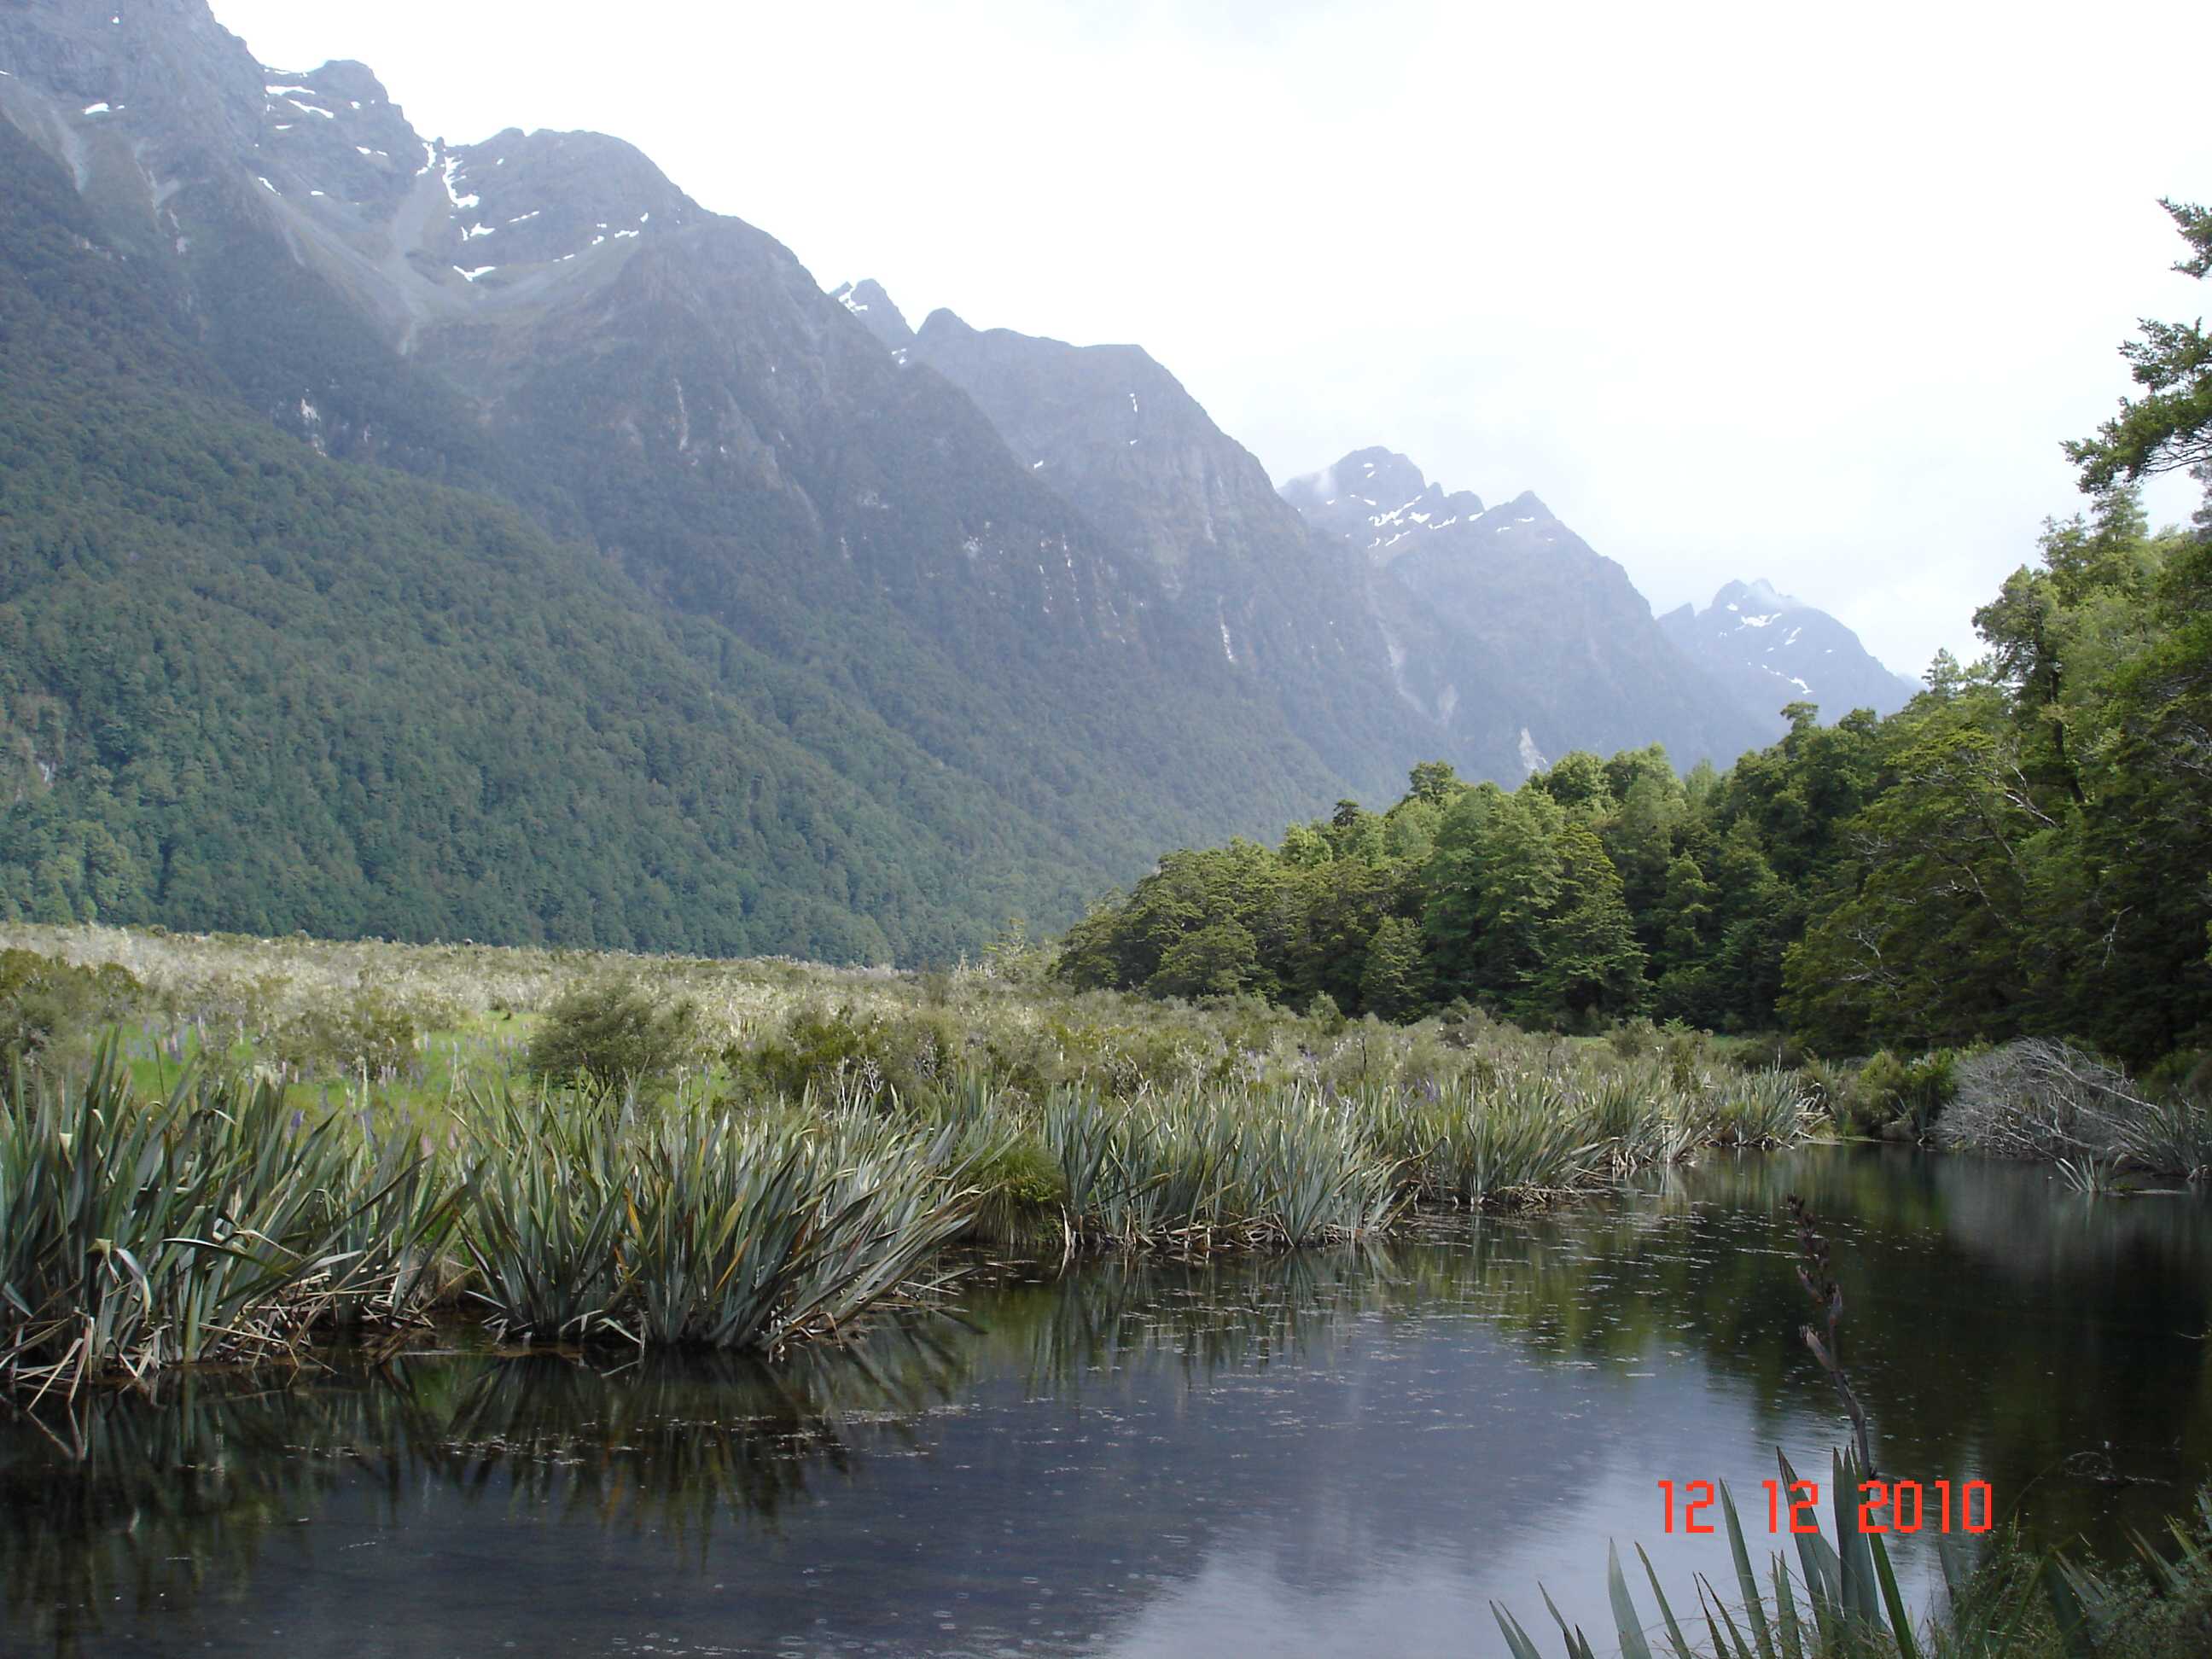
1656,579,1919,735
1281,448,1773,776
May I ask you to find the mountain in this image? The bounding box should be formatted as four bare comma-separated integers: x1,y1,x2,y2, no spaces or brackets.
1283,450,1773,776
1656,579,1919,736
899,303,1429,800
0,0,1797,959
831,279,914,360
0,0,1383,957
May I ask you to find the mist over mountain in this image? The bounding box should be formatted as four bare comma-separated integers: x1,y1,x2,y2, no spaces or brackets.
1656,579,1919,736
1,0,1808,955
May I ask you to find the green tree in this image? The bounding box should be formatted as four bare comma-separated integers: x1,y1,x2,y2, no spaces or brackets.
1149,917,1262,1000
1359,914,1430,1022
1536,751,1615,818
1464,789,1567,1015
1528,823,1646,1025
1406,760,1463,804
1649,853,1718,1024
2066,200,2212,494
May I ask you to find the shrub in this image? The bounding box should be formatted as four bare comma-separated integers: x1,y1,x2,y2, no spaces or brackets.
1840,1047,1961,1137
1607,1017,1660,1059
268,987,423,1080
730,1006,889,1101
0,949,142,1086
524,980,702,1099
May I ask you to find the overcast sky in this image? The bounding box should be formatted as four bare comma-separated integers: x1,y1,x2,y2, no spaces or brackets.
212,0,2209,680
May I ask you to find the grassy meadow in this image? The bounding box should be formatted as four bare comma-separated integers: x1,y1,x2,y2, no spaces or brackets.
0,921,1822,1398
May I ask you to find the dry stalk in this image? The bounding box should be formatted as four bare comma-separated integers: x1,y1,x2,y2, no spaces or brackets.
1786,1192,1877,1476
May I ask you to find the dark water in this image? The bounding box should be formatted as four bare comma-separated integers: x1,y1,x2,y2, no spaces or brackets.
4,1148,2209,1656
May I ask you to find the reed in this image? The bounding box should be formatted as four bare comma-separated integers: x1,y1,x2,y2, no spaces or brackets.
3,928,1839,1395
1700,1067,1824,1149
1376,1074,1614,1208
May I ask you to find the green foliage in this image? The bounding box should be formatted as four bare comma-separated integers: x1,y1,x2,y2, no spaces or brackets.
267,987,423,1082
0,114,1380,971
0,1046,449,1397
456,1086,982,1351
524,980,702,1098
0,948,141,1086
1057,333,2212,1074
0,923,1842,1396
2066,200,2212,493
1359,914,1429,1022
1834,1049,1963,1138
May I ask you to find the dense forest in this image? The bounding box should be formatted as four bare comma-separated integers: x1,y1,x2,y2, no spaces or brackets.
1060,202,2212,1074
0,119,1114,961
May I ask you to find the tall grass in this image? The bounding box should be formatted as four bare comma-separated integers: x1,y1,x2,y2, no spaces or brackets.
1044,1085,1403,1250
458,1088,987,1353
2,923,1837,1394
0,1046,450,1400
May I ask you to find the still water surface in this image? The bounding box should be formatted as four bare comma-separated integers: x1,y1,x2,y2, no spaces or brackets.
4,1147,2209,1656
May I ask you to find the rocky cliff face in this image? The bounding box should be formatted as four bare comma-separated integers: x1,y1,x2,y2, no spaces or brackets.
1284,451,1773,775
900,302,1432,797
1656,579,1918,736
832,278,914,359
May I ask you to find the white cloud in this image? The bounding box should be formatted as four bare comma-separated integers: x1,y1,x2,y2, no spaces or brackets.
210,0,2210,678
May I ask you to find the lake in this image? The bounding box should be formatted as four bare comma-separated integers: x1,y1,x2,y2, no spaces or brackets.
4,1146,2208,1656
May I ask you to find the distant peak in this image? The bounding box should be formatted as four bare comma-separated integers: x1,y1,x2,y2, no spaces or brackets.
1498,489,1554,522
1283,447,1429,513
1712,576,1799,613
830,279,915,348
1336,447,1429,504
296,59,393,103
917,306,976,342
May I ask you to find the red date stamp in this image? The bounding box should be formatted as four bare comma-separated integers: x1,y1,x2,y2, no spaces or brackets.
1658,1479,1992,1534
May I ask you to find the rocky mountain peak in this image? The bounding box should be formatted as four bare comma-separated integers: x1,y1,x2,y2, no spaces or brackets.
419,126,700,278
1496,489,1555,523
0,0,272,160
831,278,914,355
905,306,1331,583
1658,579,1918,735
1712,576,1796,617
1281,449,1487,562
1280,448,1425,514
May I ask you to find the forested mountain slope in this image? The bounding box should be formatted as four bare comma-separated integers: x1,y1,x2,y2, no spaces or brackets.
0,1,1370,956
0,0,1858,958
0,119,1101,958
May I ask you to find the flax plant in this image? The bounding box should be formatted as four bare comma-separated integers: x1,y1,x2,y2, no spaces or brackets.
0,1045,449,1401
458,1086,987,1353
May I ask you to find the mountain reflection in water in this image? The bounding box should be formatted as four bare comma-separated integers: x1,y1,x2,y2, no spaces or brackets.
3,1147,2207,1656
